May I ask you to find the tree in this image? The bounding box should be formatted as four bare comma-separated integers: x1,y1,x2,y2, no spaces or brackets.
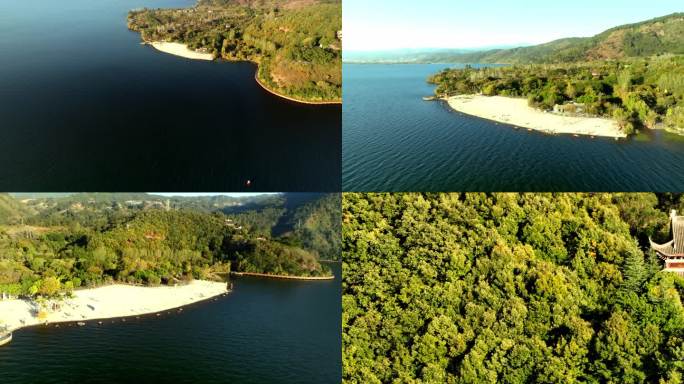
343,193,684,383
620,248,647,295
39,277,61,297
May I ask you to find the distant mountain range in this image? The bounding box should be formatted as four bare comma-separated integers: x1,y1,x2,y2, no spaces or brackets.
346,13,684,64
343,47,521,63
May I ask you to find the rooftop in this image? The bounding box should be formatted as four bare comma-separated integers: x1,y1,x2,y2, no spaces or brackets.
650,210,684,257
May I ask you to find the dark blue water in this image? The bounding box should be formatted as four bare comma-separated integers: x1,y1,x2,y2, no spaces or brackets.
0,0,341,192
0,263,341,384
343,64,684,191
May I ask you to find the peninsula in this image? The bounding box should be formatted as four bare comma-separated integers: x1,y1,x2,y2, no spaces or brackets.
446,95,625,138
128,0,341,104
428,14,684,137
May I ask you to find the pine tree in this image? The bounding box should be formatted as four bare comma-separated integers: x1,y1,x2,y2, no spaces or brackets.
621,247,647,295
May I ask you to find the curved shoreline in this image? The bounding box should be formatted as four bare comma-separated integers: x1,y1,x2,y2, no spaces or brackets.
231,271,335,280
444,95,627,139
253,71,342,106
0,281,228,335
142,40,340,105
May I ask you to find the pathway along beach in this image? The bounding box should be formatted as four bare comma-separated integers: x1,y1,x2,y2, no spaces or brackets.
0,280,228,334
445,95,627,138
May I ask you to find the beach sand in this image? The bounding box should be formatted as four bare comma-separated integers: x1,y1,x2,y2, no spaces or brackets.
148,42,214,61
0,280,227,332
446,95,627,138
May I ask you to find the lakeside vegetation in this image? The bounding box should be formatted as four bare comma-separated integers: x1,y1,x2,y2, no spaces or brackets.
343,193,684,383
430,56,684,135
0,193,339,298
128,0,341,103
426,14,684,135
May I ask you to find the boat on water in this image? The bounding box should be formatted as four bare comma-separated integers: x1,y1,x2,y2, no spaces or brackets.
0,332,12,346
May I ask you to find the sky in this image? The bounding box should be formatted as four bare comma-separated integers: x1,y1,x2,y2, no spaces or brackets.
344,0,683,51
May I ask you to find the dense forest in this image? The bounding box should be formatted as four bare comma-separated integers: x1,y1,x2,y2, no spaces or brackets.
128,0,341,103
0,193,340,298
430,56,684,135
343,193,684,383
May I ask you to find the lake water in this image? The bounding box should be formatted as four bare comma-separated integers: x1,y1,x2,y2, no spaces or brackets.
0,263,341,384
343,64,684,191
0,0,341,192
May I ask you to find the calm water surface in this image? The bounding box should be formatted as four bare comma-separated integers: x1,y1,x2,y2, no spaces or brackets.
0,0,340,191
343,64,684,191
0,263,341,384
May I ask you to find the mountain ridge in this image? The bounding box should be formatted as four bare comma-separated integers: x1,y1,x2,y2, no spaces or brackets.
348,13,684,64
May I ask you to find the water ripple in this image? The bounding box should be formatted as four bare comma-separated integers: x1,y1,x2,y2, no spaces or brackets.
343,64,684,192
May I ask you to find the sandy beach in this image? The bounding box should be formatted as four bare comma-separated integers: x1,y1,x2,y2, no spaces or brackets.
0,280,227,333
446,95,626,138
148,42,214,61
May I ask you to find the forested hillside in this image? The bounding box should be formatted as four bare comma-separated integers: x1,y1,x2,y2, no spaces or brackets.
221,193,342,260
127,0,341,103
0,193,339,298
283,193,341,260
343,193,684,383
430,56,684,134
13,192,340,259
418,14,684,64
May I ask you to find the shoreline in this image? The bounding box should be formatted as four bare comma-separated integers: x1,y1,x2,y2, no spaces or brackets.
0,280,228,334
142,40,340,105
444,95,627,139
231,271,335,280
253,71,342,106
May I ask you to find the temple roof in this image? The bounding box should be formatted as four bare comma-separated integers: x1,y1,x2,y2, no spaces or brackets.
651,213,684,258
675,215,684,253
